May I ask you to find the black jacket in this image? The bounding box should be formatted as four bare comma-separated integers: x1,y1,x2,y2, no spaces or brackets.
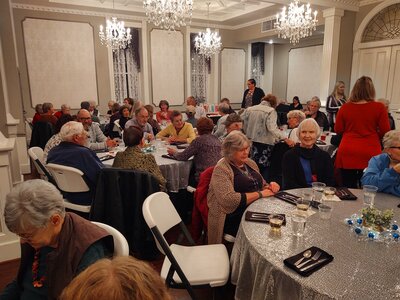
241,87,265,108
282,145,335,190
91,168,160,259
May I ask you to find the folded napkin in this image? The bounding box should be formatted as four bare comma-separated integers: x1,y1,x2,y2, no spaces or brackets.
245,211,286,225
284,246,334,277
335,187,357,200
316,140,327,145
274,192,301,205
322,195,341,202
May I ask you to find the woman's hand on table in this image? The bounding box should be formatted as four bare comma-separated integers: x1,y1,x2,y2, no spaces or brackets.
265,181,280,193
167,147,177,156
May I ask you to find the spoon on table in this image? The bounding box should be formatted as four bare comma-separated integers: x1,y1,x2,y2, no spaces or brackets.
294,250,312,266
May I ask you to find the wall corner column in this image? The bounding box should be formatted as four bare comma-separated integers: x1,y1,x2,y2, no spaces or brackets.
319,8,344,106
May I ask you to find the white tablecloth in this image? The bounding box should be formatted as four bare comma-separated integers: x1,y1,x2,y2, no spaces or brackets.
230,189,400,299
98,145,192,193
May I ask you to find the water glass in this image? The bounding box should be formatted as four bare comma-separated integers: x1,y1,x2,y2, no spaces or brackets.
312,182,326,202
318,204,332,220
363,185,378,207
292,213,307,237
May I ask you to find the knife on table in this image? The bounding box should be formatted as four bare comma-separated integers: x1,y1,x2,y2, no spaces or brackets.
299,258,328,272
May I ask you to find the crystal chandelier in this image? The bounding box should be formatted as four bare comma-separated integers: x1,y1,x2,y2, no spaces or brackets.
274,0,318,44
143,0,193,31
99,1,132,51
194,3,222,59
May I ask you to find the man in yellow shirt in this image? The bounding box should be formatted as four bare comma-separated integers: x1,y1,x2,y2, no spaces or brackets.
156,110,196,143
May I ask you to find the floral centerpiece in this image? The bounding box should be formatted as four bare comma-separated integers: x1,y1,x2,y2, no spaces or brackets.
361,207,394,232
345,207,399,242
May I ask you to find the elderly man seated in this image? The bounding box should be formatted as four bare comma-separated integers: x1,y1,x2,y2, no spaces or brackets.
213,102,231,138
47,121,104,205
1,179,112,300
361,130,400,196
156,110,196,144
125,106,154,140
77,109,117,151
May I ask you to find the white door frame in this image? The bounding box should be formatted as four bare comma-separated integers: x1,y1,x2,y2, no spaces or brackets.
351,0,400,87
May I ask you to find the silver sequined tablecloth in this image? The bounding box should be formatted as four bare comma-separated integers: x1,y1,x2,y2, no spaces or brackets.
230,189,400,300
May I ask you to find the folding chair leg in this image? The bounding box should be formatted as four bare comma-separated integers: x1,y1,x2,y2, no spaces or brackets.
151,227,197,300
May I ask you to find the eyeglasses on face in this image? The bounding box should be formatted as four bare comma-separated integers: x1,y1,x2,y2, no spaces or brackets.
390,147,400,149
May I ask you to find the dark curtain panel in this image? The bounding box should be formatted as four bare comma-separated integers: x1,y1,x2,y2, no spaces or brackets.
129,28,140,72
251,42,265,74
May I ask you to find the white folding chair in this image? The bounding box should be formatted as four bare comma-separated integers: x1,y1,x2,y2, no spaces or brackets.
113,119,123,137
28,147,55,183
91,221,129,256
46,163,92,213
142,192,230,300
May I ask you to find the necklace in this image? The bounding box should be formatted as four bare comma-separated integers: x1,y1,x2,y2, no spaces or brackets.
32,249,46,288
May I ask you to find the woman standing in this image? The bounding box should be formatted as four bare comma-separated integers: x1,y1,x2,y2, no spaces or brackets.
326,81,346,131
335,76,390,188
242,94,294,179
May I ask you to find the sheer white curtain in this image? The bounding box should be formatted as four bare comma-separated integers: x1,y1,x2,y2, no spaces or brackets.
113,28,141,103
190,33,209,104
251,42,265,87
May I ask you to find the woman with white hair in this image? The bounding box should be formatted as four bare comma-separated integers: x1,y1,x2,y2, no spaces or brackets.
207,131,280,246
305,97,329,131
282,118,335,190
287,110,306,143
1,180,112,300
361,130,400,196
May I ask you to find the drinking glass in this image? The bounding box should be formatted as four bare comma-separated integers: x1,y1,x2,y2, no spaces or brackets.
318,204,332,220
269,215,284,232
323,187,336,201
296,198,311,215
292,213,307,237
363,185,378,207
312,182,326,202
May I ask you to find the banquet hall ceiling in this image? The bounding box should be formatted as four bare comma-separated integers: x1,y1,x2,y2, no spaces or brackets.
13,0,361,27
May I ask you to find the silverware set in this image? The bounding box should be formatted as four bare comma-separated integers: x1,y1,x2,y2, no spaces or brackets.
294,250,326,271
335,189,348,197
250,213,270,220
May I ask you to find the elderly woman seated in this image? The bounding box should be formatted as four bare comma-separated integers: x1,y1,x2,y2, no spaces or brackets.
287,110,306,143
112,126,166,191
167,117,221,184
156,110,196,144
1,180,112,299
361,130,400,196
282,118,335,190
207,131,280,245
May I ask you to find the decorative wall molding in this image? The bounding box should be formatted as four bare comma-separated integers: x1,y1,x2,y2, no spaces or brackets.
359,0,384,7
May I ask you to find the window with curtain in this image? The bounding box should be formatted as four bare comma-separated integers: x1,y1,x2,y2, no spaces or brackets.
190,33,210,104
113,28,141,103
251,42,265,87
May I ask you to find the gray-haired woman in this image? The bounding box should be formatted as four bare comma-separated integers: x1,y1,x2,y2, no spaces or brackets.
282,118,335,190
1,180,112,300
207,131,280,245
361,130,400,196
287,110,306,143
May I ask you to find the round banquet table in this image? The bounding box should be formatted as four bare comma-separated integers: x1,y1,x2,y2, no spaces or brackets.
230,188,400,300
98,145,192,193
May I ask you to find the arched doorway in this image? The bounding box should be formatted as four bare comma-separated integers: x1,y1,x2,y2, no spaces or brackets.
351,1,400,109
